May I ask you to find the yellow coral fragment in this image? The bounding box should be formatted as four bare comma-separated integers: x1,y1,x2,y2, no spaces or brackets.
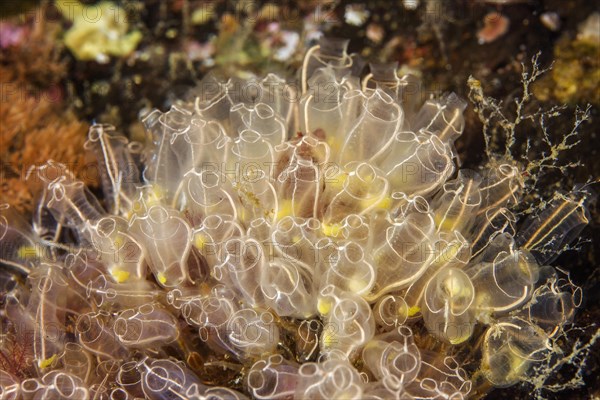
375,196,392,210
113,235,124,248
322,223,342,237
322,332,336,348
110,268,130,283
194,233,208,252
58,0,142,63
39,354,57,369
407,306,421,317
146,185,164,207
317,298,332,315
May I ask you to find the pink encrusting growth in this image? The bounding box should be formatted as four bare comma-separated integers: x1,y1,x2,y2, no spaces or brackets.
477,12,510,44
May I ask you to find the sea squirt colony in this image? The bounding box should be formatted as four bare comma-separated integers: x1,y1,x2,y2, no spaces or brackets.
0,37,591,399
